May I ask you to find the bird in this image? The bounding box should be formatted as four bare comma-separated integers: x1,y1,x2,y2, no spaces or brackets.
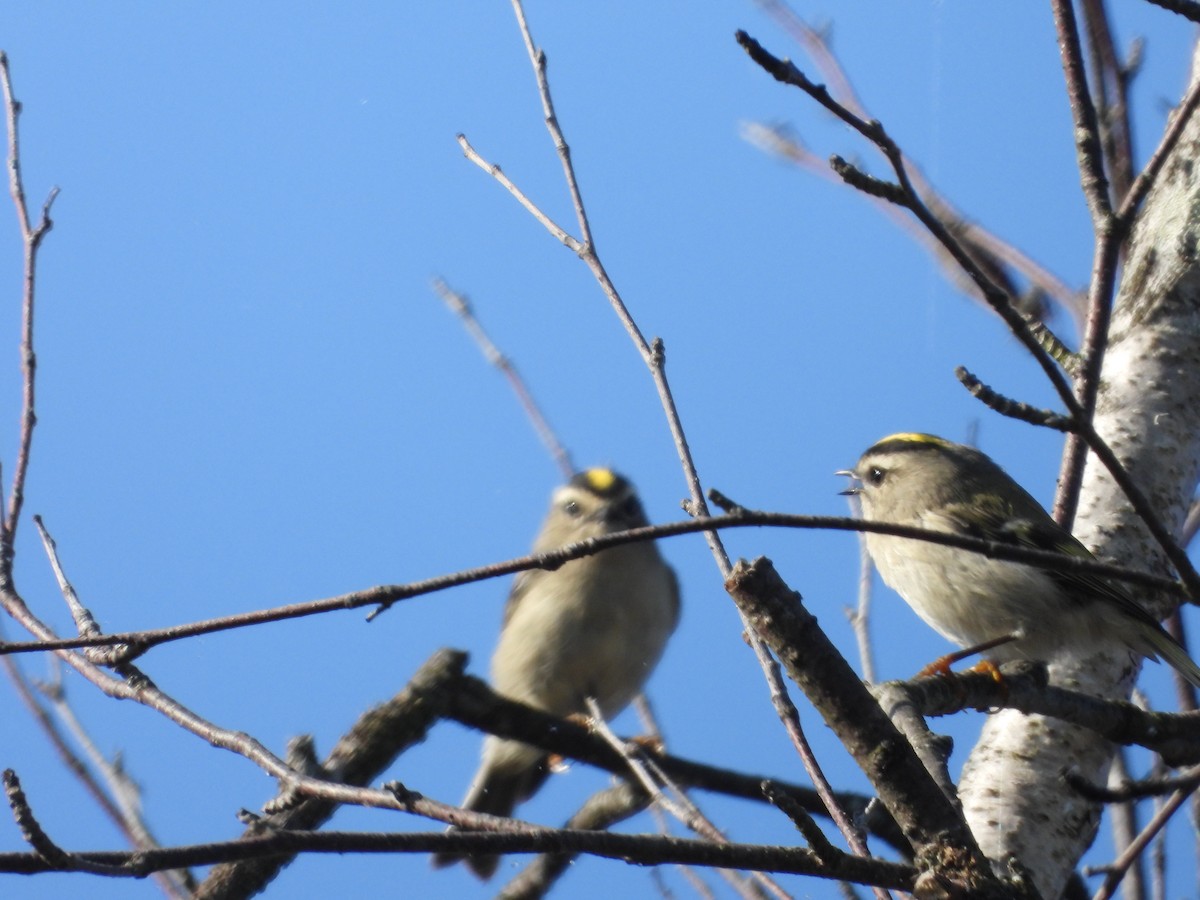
839,432,1200,685
432,467,680,879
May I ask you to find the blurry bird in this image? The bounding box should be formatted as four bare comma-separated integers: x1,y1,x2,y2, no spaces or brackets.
433,467,679,879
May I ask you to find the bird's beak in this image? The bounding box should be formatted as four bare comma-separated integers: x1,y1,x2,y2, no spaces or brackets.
834,469,860,496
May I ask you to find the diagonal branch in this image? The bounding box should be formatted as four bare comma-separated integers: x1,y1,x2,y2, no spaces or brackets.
431,276,575,478
734,30,1079,419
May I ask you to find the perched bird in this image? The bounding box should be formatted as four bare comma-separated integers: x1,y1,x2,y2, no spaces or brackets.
433,467,680,880
839,432,1200,685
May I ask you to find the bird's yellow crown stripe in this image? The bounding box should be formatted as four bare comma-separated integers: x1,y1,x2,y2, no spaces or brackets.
878,432,951,447
582,468,617,492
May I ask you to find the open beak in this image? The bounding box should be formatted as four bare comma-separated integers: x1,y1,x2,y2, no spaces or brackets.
835,469,860,496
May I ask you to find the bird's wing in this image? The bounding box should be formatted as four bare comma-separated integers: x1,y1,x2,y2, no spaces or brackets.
665,562,682,632
939,497,1164,629
501,568,541,628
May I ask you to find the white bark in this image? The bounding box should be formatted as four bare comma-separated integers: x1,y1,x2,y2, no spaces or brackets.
957,50,1200,899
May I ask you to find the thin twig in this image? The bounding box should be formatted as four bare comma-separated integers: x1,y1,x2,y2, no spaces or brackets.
1067,765,1200,802
1142,0,1200,23
1119,75,1200,224
1105,750,1145,900
956,367,1073,432
1079,0,1134,204
845,491,876,684
755,651,882,892
4,769,128,876
37,669,195,895
431,276,574,478
749,0,1084,322
0,651,191,897
1093,785,1197,900
495,782,652,900
585,699,786,900
0,509,1191,658
0,52,58,578
1050,0,1113,223
0,826,918,887
735,31,1079,417
634,694,774,900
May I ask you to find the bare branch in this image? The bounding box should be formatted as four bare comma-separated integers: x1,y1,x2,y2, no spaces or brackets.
1079,0,1135,204
896,663,1200,767
752,650,882,897
955,367,1073,432
844,492,877,684
735,30,1079,419
1104,751,1146,900
1050,0,1113,221
723,558,1000,893
0,652,191,897
1066,766,1200,802
1118,75,1200,223
457,134,579,251
4,769,128,876
0,826,918,887
0,52,58,578
431,276,575,479
749,0,1085,322
495,783,650,900
1093,786,1197,900
0,509,1188,659
194,648,467,898
584,698,789,900
1141,0,1200,24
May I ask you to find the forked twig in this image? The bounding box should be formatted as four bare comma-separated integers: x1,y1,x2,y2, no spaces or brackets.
0,52,58,577
747,0,1085,323
584,699,788,900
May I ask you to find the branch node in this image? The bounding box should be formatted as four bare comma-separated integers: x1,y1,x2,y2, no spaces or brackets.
762,779,838,863
707,488,748,516
829,155,907,205
383,780,422,810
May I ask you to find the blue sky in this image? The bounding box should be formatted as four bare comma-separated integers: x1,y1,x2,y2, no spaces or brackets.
0,4,1197,899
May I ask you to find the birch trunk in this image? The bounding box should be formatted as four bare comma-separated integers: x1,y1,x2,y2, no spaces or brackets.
957,50,1200,899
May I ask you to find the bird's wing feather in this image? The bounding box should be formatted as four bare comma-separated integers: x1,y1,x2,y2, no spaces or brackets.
939,497,1165,630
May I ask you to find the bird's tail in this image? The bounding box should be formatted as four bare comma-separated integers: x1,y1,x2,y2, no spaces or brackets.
431,742,549,880
1142,623,1200,688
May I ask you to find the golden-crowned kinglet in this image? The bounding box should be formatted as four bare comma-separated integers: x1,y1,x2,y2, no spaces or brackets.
433,468,680,880
840,432,1200,685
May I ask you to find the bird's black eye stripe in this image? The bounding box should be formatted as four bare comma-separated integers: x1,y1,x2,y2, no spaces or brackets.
867,467,886,485
563,499,581,517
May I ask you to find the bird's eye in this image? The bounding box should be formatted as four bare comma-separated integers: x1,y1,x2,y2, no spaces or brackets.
562,499,581,517
867,467,886,486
